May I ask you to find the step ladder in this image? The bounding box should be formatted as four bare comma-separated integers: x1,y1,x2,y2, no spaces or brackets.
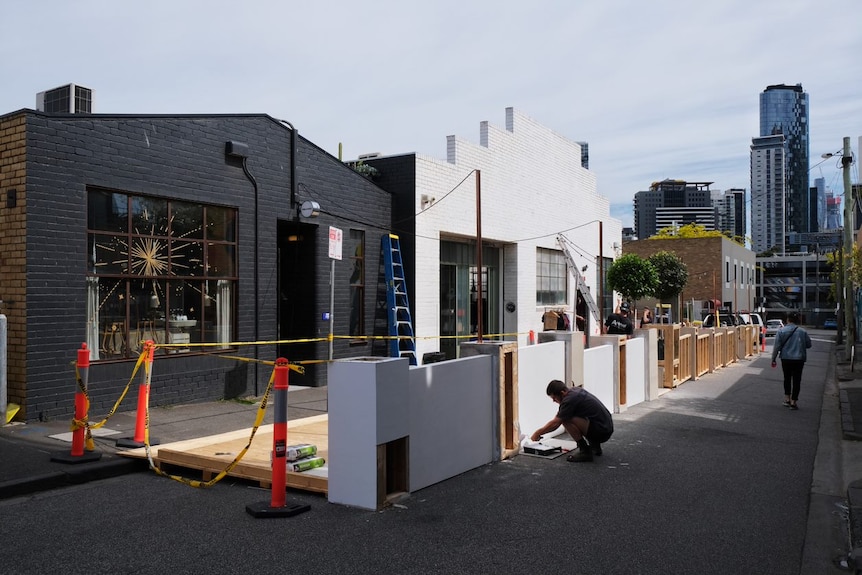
556,234,600,324
381,234,417,365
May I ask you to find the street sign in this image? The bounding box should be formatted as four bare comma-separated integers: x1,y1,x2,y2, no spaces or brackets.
329,226,342,260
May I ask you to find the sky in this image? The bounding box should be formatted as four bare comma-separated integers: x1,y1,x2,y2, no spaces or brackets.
3,0,861,228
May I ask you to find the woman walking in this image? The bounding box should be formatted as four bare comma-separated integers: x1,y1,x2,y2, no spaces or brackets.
770,311,812,410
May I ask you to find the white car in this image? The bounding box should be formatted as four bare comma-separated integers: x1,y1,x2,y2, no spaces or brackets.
738,312,766,344
765,319,784,337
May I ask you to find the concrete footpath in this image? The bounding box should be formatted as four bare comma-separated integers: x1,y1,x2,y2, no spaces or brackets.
2,330,862,573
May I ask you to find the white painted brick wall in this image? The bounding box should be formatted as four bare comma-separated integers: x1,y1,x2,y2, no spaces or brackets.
410,108,621,361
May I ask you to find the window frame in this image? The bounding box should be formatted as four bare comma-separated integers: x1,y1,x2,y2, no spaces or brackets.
86,188,238,360
536,247,568,306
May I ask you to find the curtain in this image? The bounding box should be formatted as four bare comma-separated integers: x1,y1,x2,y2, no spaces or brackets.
216,280,232,349
86,277,100,361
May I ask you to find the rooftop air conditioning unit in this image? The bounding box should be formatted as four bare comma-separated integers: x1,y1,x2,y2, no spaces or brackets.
36,84,94,114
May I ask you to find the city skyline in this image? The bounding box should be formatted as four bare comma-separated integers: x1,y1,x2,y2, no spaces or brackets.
1,1,860,229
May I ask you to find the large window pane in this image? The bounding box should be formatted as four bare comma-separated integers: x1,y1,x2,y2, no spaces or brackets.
536,247,567,306
170,240,204,277
348,229,365,337
87,188,237,360
171,201,204,240
207,243,236,277
131,196,169,235
88,190,128,232
206,205,236,242
90,233,129,275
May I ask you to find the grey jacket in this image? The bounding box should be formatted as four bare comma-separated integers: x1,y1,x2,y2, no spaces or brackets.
771,324,812,362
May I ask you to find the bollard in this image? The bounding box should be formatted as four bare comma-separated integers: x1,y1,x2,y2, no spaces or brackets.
51,343,102,464
116,341,160,448
761,328,766,352
246,358,311,518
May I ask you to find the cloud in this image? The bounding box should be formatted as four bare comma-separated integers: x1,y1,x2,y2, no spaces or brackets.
2,0,861,230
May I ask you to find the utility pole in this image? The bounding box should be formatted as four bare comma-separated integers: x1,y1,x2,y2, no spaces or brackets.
842,137,855,359
837,245,844,346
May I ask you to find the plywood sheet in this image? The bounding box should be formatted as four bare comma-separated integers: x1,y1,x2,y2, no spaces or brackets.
119,414,329,493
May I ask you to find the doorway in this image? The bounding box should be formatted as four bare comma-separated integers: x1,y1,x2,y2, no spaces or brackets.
278,220,318,385
439,241,499,359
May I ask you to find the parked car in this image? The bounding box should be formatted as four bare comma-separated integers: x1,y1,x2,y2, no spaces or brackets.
823,317,838,329
701,313,740,328
738,312,766,344
765,319,784,337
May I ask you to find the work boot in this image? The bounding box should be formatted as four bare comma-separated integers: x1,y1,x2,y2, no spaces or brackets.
567,439,594,462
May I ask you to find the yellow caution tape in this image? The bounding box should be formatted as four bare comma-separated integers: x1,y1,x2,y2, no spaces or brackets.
143,366,278,488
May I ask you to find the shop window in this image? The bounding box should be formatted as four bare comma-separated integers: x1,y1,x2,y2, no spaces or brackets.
86,189,238,360
349,229,365,338
536,247,567,306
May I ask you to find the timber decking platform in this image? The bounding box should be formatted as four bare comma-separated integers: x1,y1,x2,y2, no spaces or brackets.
118,414,329,494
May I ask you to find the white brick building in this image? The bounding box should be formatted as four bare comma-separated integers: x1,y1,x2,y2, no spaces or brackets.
365,108,622,362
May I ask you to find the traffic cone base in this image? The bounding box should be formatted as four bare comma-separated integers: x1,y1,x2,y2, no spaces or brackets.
115,436,160,449
246,501,311,518
50,450,102,464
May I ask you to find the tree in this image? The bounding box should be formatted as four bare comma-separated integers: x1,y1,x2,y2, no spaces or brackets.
606,254,659,306
648,251,688,321
828,246,862,306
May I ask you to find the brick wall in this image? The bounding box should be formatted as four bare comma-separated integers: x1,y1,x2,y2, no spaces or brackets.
622,236,756,314
15,112,390,422
0,113,27,411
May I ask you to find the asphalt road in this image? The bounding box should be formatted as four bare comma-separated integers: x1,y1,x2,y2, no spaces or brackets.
0,333,844,575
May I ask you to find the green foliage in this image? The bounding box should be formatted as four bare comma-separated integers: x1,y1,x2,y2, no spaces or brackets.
650,223,725,239
606,253,659,303
349,160,380,179
828,246,862,304
647,251,688,301
757,246,779,257
850,245,862,288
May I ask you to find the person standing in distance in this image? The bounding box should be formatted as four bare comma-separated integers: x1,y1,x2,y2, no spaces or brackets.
605,301,634,337
640,308,653,328
530,380,614,462
770,311,812,410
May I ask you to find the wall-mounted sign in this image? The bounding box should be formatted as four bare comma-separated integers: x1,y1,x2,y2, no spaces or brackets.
329,226,342,260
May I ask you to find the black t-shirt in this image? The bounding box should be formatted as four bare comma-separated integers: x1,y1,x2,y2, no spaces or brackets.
556,387,614,436
605,312,633,335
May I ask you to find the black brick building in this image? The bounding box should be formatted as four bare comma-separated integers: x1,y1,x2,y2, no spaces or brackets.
0,110,391,422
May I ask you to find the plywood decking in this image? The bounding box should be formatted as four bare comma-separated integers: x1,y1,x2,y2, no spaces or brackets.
118,414,329,493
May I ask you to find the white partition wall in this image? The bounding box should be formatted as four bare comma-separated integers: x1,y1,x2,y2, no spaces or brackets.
328,357,410,510
636,329,661,400
583,345,614,412
590,336,625,412
408,355,495,491
624,336,646,407
537,331,584,388
517,341,566,440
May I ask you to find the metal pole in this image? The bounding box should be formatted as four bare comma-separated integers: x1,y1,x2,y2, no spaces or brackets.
816,244,820,312
329,259,335,360
598,221,604,331
0,312,6,424
476,170,483,343
838,245,845,345
842,136,855,359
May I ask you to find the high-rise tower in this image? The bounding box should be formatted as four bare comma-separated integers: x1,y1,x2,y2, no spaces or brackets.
759,84,809,237
750,134,787,254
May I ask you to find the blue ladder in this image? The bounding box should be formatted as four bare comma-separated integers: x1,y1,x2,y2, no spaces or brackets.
382,234,417,365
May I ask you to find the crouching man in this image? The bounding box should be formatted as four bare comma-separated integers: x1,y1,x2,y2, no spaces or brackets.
530,380,614,462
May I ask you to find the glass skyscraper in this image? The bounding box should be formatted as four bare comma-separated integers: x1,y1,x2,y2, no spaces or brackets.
759,84,810,236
